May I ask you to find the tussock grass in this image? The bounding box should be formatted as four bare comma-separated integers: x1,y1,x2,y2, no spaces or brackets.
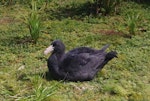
0,0,150,101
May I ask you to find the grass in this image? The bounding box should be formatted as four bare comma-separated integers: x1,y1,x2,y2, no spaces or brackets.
94,0,122,15
28,1,41,43
0,0,150,101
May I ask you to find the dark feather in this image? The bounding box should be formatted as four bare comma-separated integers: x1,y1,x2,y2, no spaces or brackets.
45,40,117,81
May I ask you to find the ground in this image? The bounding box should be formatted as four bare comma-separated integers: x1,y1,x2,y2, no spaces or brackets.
0,0,150,101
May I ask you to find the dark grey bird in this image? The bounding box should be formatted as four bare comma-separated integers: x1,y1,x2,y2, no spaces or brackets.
44,40,117,81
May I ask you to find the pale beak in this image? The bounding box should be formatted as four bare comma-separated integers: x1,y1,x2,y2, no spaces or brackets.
44,45,54,55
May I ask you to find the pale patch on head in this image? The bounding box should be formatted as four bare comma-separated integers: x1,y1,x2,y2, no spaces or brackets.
44,45,54,55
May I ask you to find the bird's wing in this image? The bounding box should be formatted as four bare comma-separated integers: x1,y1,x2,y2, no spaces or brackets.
61,52,105,72
68,47,97,54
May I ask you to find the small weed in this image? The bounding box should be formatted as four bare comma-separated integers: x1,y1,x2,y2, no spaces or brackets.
127,12,140,35
24,83,56,101
28,1,41,43
13,75,58,101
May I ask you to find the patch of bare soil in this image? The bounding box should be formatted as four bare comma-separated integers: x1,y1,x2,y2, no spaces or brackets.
0,16,20,25
0,17,14,24
93,29,132,38
98,30,123,35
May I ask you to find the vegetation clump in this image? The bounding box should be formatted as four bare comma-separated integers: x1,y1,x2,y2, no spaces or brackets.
93,0,122,15
28,1,41,43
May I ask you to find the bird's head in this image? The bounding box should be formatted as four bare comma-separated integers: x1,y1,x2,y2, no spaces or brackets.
44,40,65,55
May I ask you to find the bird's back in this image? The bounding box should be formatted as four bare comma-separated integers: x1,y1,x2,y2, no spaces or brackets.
59,50,107,81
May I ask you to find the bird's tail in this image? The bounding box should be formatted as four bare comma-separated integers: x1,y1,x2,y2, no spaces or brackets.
106,51,118,61
100,44,110,52
97,51,118,71
96,51,117,72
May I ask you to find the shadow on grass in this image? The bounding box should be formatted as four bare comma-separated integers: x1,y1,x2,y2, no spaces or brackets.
0,36,36,54
129,0,150,8
12,36,33,44
1,35,33,47
46,0,150,20
131,0,150,4
46,1,97,20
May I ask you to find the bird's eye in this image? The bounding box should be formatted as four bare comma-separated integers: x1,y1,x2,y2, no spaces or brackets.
53,42,57,46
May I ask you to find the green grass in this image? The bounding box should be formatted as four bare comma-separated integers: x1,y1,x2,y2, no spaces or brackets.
0,0,150,101
28,1,41,43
